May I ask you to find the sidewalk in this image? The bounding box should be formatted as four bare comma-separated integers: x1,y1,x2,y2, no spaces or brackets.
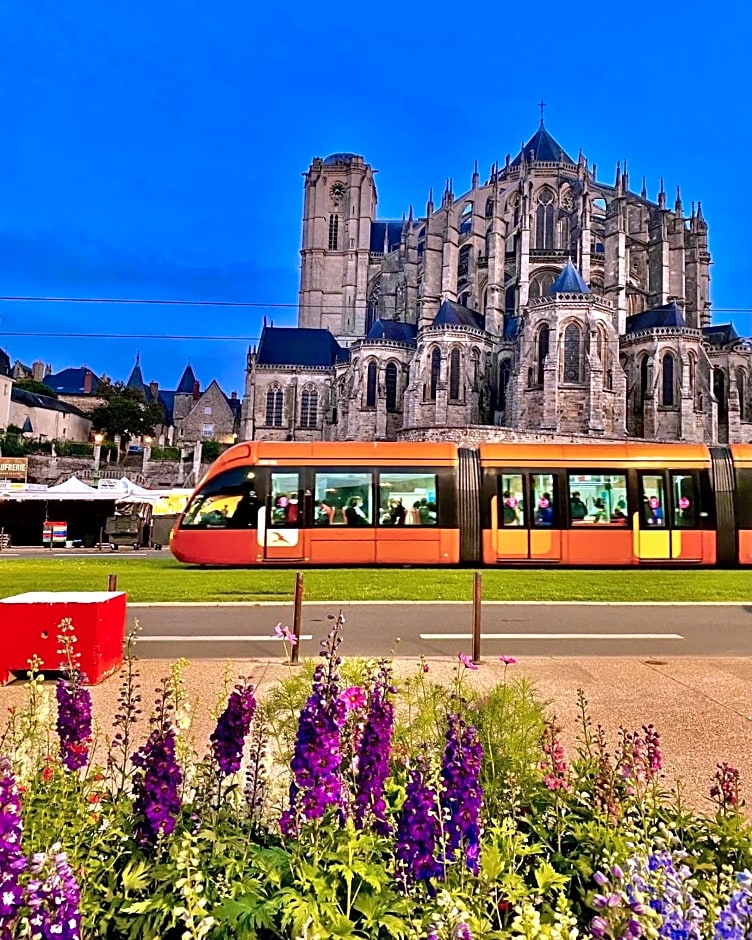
0,655,749,811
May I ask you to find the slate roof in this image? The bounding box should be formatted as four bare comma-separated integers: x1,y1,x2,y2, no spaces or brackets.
511,122,575,167
434,300,485,331
0,348,10,377
158,390,176,423
43,367,101,395
256,327,344,367
703,324,740,346
370,220,404,253
176,364,198,394
626,302,686,334
366,319,417,345
11,386,89,417
549,260,590,295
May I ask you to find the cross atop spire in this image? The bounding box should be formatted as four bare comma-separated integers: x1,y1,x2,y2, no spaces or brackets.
538,99,546,124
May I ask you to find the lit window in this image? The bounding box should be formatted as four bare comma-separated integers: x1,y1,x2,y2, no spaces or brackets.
640,474,666,527
314,471,373,526
568,473,628,525
531,474,556,527
671,473,697,528
378,472,438,526
270,472,301,526
201,424,214,436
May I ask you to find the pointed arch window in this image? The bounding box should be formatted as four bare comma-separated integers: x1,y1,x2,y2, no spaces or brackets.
484,197,494,219
457,245,471,292
499,359,512,410
536,324,550,386
449,348,461,401
563,324,583,383
265,385,284,427
529,271,556,301
535,189,555,250
470,347,480,388
366,361,377,408
738,368,748,421
640,355,650,407
714,369,727,419
505,285,516,316
459,202,473,236
662,353,676,407
385,362,398,412
300,386,318,428
328,214,339,250
430,348,441,400
485,225,493,258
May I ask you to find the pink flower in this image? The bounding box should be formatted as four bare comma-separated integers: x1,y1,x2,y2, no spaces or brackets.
339,686,367,712
274,623,298,646
499,656,517,665
458,654,479,671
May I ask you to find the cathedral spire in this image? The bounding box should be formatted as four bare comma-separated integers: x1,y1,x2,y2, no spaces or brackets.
658,177,666,209
641,176,647,199
427,187,434,214
675,185,683,216
472,160,479,188
615,161,622,192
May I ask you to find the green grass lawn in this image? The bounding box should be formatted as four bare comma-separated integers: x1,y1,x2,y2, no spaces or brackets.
0,556,748,602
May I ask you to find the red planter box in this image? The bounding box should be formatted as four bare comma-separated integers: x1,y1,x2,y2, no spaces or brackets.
0,591,126,685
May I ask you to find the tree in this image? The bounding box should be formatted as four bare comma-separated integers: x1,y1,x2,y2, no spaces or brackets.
90,381,163,453
15,378,58,398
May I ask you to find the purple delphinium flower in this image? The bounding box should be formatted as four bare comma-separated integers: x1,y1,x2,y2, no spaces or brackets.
55,678,93,772
280,617,347,836
440,714,483,873
395,762,442,887
131,685,183,846
713,870,752,940
25,845,82,940
628,850,704,940
0,757,27,939
541,717,570,793
642,724,662,776
354,661,395,836
211,679,257,776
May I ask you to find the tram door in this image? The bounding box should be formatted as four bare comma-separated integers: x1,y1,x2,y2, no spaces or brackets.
496,472,562,562
259,471,306,562
634,471,704,562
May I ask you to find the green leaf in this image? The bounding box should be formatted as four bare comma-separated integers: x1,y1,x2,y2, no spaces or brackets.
121,860,151,893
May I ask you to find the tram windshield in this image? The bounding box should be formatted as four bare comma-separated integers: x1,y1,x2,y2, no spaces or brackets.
181,466,261,528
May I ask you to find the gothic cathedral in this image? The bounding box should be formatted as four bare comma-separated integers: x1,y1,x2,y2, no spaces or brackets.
241,121,751,445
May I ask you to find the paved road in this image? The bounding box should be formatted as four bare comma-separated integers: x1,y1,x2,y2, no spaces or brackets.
128,602,752,659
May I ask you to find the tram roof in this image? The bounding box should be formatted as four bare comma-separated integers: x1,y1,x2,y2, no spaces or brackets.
478,442,711,467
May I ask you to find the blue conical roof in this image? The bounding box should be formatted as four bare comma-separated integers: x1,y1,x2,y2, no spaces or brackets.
548,260,590,295
511,122,575,167
127,361,147,393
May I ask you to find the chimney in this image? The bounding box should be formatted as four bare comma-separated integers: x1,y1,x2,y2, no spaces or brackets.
45,364,52,377
149,381,159,398
83,370,93,394
192,380,200,401
32,360,44,381
231,390,237,400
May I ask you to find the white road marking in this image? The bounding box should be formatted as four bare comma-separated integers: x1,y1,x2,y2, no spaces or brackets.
127,600,746,608
420,632,684,640
138,634,313,642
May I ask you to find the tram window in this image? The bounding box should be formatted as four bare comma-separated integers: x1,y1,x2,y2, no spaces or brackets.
314,472,373,526
501,474,524,526
671,473,697,528
181,466,260,529
270,472,301,527
567,473,628,525
531,474,556,527
641,474,666,527
378,472,438,526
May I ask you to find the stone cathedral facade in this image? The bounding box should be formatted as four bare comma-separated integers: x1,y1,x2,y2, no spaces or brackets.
241,122,751,445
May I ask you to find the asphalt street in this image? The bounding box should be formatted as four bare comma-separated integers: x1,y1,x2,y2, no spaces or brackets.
128,601,752,660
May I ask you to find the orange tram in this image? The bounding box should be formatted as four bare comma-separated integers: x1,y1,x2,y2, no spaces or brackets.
169,441,752,568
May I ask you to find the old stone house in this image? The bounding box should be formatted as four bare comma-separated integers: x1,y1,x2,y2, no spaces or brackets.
241,121,751,444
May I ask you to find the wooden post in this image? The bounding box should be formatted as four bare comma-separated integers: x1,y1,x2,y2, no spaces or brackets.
291,571,304,665
107,573,118,592
471,570,482,665
98,527,104,551
0,527,4,552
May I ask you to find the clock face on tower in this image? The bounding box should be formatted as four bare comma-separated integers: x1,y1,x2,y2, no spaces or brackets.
330,181,346,198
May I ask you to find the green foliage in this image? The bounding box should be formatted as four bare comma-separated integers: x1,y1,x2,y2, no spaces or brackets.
15,378,58,397
200,440,222,461
150,445,181,460
90,379,164,447
0,431,27,455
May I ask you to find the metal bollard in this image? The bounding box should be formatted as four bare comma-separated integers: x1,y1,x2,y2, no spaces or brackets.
107,573,118,592
291,571,304,665
471,570,482,664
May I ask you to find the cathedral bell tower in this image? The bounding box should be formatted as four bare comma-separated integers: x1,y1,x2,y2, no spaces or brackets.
298,153,377,342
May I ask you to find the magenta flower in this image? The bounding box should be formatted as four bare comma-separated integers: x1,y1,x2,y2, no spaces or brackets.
274,623,298,646
339,686,366,712
458,653,478,671
499,655,517,665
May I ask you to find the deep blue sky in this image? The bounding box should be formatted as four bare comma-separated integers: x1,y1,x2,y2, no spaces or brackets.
0,0,749,397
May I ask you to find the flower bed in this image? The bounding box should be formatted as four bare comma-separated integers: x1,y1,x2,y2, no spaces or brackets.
0,617,750,939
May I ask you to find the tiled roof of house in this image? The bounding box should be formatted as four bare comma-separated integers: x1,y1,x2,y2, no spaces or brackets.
11,386,89,417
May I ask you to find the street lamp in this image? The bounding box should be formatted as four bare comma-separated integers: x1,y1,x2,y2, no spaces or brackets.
93,433,104,473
